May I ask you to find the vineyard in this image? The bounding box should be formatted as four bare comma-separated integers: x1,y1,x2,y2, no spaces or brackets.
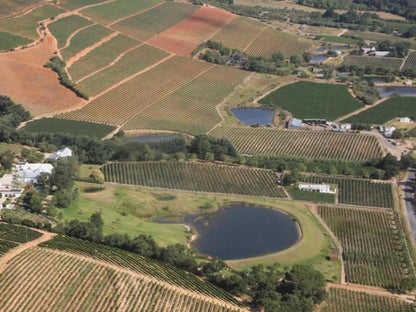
0,246,243,312
48,14,92,49
322,287,414,312
0,31,31,51
112,2,198,41
0,239,18,257
0,223,42,243
122,65,248,135
403,51,416,70
259,81,363,120
211,17,267,52
21,118,116,138
302,175,394,208
344,97,416,125
80,0,163,25
342,56,403,71
317,206,413,288
210,126,384,162
244,27,312,57
58,0,109,11
101,161,287,197
61,56,212,124
0,4,64,40
0,0,44,18
60,24,113,61
68,34,139,82
0,142,23,155
41,235,242,306
77,44,168,96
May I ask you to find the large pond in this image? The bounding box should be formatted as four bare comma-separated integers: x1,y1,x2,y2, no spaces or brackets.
314,46,349,53
378,86,416,97
125,134,177,143
309,55,329,64
158,204,300,260
231,108,274,125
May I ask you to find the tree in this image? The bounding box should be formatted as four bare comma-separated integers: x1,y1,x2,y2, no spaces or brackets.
290,55,301,66
0,150,14,170
376,154,401,179
49,157,78,190
89,169,104,184
23,191,43,214
89,212,104,230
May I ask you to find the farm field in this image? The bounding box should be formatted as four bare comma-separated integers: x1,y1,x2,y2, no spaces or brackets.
0,31,31,51
303,175,394,208
41,235,242,306
259,81,362,120
344,97,416,125
0,239,18,257
80,0,163,25
123,66,249,135
0,143,23,155
147,5,235,56
403,51,416,71
244,27,312,57
61,56,212,125
48,14,92,49
0,223,42,243
285,187,335,203
210,126,384,162
343,56,403,71
0,246,242,312
101,161,286,198
322,287,415,312
0,0,44,18
77,44,168,96
317,206,414,289
60,24,113,61
58,0,110,11
0,4,64,40
21,118,116,138
322,36,360,45
68,34,140,82
346,31,416,49
112,2,199,41
211,17,266,52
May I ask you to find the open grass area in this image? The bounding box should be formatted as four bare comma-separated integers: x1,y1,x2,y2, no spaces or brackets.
112,2,198,41
48,14,92,49
122,65,248,135
21,118,116,138
259,81,363,120
343,56,403,71
318,206,414,289
211,126,384,162
68,34,139,82
344,97,416,125
0,4,64,40
0,31,31,51
80,0,163,25
60,24,113,61
77,44,168,97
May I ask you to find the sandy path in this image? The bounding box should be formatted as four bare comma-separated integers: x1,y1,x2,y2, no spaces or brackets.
107,1,166,27
60,23,95,50
0,230,55,275
337,29,348,37
335,97,388,122
65,31,119,67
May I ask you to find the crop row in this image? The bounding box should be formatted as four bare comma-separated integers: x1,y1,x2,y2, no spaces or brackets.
61,56,211,124
0,223,42,243
40,235,242,306
210,126,384,162
48,14,92,48
0,142,23,155
0,239,18,256
102,161,286,197
318,206,413,288
303,175,394,208
342,56,403,70
0,247,241,312
123,66,248,135
403,51,416,71
323,287,414,312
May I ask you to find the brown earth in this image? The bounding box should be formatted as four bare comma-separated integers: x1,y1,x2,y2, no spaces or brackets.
147,5,235,56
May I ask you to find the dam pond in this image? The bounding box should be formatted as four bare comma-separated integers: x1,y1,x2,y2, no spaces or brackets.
231,108,275,126
155,204,300,260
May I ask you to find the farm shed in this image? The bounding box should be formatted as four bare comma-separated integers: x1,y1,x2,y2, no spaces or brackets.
298,183,336,194
399,117,411,123
287,118,302,129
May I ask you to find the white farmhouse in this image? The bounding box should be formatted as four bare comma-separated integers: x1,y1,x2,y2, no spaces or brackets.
48,147,72,160
399,117,411,123
15,163,53,184
0,174,23,209
384,126,396,138
298,183,336,194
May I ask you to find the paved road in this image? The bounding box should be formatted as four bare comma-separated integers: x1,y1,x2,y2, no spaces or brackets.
401,169,416,242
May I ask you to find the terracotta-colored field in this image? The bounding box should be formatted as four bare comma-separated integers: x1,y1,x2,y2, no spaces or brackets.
0,35,84,116
147,5,235,56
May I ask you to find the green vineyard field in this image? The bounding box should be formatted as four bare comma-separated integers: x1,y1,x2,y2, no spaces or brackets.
48,14,92,48
343,56,403,71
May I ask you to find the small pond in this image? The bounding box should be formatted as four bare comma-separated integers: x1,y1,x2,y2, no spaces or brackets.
314,46,349,53
125,134,177,143
309,55,329,64
231,108,274,125
367,77,386,84
156,204,300,260
377,86,416,98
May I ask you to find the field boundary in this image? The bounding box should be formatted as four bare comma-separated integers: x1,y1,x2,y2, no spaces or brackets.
60,23,95,50
336,97,389,122
107,1,166,27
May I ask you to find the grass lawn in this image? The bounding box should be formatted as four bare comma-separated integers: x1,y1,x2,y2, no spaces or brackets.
259,81,363,120
59,181,339,281
21,118,116,138
345,97,416,124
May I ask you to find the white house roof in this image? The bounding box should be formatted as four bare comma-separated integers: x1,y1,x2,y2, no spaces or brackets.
49,147,72,160
0,174,14,188
15,163,53,180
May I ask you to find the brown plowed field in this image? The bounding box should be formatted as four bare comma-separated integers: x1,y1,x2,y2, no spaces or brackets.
0,34,83,116
147,5,235,55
